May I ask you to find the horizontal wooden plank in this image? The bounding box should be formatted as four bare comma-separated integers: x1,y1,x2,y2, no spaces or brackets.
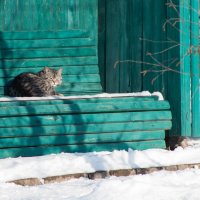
0,96,159,107
0,90,101,97
0,111,172,128
0,65,100,77
57,92,101,96
0,56,98,68
57,83,102,92
0,38,96,50
0,121,171,137
0,101,170,117
0,47,96,59
0,74,101,85
0,30,90,40
1,83,102,95
0,131,165,148
0,140,166,158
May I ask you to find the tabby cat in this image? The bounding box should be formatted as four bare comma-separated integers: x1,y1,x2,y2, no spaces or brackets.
8,67,63,97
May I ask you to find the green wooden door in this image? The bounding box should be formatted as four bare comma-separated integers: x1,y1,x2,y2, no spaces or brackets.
99,0,167,95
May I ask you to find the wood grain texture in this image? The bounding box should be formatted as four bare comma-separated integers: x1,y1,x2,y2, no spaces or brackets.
0,0,88,31
0,121,171,137
166,0,181,137
0,0,98,96
0,101,170,117
190,0,200,137
142,0,167,95
0,30,90,39
0,38,95,50
0,131,166,148
0,74,101,84
0,140,166,158
179,0,191,137
0,0,173,158
0,47,97,59
0,96,159,106
0,110,172,127
0,57,98,69
0,65,100,77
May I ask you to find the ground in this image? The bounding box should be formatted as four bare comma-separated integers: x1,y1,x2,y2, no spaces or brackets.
0,138,200,200
1,169,200,200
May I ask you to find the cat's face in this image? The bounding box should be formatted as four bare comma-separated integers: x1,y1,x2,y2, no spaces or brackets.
39,67,63,86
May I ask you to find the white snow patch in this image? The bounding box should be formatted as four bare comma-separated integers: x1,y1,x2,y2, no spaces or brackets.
0,142,200,183
0,140,200,199
1,169,200,200
0,91,164,102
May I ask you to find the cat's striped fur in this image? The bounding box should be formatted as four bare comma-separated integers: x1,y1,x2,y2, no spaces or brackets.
8,67,62,97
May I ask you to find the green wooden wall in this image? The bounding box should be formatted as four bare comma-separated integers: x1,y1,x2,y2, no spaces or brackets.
98,0,200,137
98,0,171,130
0,0,199,138
0,0,96,32
0,0,101,96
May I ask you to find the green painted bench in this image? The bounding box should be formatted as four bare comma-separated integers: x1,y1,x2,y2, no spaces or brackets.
0,95,172,158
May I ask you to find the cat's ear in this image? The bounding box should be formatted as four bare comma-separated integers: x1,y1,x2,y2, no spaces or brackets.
43,67,50,73
57,68,63,75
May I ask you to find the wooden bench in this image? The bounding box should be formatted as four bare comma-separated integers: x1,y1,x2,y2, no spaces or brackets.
0,30,172,158
0,95,171,158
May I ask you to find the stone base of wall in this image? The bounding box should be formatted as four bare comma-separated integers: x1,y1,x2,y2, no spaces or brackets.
8,163,200,186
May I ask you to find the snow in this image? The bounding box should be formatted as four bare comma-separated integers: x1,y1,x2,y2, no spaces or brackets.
1,169,200,200
0,91,164,101
0,139,200,199
0,139,200,183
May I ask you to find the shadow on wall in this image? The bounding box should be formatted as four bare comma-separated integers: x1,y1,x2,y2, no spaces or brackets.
0,96,139,159
0,99,90,158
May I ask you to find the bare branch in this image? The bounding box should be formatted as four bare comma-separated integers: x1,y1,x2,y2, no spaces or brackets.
114,60,161,69
146,44,180,56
